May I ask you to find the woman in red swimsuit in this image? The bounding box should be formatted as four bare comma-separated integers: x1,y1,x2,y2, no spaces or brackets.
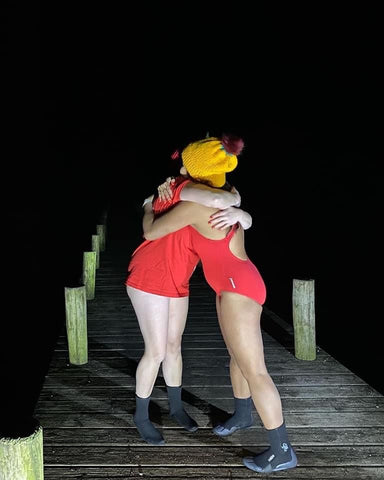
142,136,297,474
125,144,252,446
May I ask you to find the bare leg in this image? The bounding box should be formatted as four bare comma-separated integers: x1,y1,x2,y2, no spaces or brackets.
219,292,297,473
162,296,189,386
216,295,250,398
213,294,253,436
127,286,170,397
126,286,169,445
219,292,283,429
163,296,198,431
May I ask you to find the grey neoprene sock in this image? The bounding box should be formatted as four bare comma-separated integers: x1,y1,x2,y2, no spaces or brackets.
166,385,198,432
243,421,297,473
213,396,253,436
133,394,164,445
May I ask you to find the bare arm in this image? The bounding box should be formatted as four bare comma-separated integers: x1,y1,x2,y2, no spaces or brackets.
142,200,201,241
180,183,241,209
157,177,241,208
209,207,252,230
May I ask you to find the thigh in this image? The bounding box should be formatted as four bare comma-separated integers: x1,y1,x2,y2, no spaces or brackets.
219,292,267,372
126,286,170,350
167,296,189,343
216,294,234,356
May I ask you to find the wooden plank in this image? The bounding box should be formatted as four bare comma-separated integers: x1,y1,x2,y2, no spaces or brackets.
42,426,384,446
51,349,329,359
55,336,294,347
35,396,384,413
42,465,384,479
41,373,367,388
54,334,311,348
37,384,382,399
37,412,384,428
41,445,384,466
56,337,229,345
47,357,353,374
37,242,384,479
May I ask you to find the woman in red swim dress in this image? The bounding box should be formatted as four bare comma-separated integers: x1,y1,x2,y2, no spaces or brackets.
141,136,298,474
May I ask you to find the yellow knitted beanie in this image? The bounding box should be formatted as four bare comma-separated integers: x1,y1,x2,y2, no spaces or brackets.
181,136,242,187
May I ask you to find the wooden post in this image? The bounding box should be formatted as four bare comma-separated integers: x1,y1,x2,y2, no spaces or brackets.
92,234,100,269
0,420,44,480
96,224,106,252
64,286,88,365
292,279,316,360
83,251,96,300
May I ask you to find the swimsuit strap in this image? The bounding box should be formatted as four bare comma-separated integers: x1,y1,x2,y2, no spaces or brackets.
224,223,239,242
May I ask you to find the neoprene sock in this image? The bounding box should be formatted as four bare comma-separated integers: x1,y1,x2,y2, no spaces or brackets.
166,385,198,432
213,396,253,436
243,421,297,473
133,394,165,445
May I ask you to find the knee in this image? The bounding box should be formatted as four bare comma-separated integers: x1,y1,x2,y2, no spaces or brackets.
144,347,167,365
249,371,271,387
229,353,238,366
237,361,269,384
165,336,182,356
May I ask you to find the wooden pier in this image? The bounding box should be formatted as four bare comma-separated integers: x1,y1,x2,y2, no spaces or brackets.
36,233,384,479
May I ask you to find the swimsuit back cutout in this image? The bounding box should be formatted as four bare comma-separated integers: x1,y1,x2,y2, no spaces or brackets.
188,223,238,254
188,223,267,305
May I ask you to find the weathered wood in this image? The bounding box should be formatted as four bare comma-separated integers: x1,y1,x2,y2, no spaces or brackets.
57,330,289,340
53,347,323,360
37,384,381,400
37,411,384,428
64,286,88,365
35,396,384,414
82,251,96,300
36,237,384,479
55,331,290,342
41,426,384,446
293,278,316,360
43,465,384,479
96,224,106,251
92,234,100,268
41,445,384,466
42,373,366,388
0,423,44,480
47,356,353,374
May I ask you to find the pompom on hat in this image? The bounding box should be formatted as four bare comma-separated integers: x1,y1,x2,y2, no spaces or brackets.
181,134,244,187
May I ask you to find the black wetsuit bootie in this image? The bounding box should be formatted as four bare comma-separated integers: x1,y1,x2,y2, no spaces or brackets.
167,385,198,432
213,396,253,436
133,394,165,445
243,421,297,473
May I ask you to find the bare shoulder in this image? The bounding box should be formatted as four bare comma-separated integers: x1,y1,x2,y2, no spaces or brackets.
172,199,209,213
182,181,217,192
160,200,211,229
171,200,216,224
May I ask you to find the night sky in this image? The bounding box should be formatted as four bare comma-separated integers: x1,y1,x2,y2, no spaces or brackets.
2,3,383,429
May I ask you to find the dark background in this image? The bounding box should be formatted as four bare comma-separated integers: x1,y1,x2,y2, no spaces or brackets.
2,3,382,432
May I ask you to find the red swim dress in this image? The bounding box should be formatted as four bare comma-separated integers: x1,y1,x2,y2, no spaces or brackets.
125,177,199,297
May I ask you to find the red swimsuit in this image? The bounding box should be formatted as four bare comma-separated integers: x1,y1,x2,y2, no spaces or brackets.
126,177,266,305
189,224,267,305
125,177,199,297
